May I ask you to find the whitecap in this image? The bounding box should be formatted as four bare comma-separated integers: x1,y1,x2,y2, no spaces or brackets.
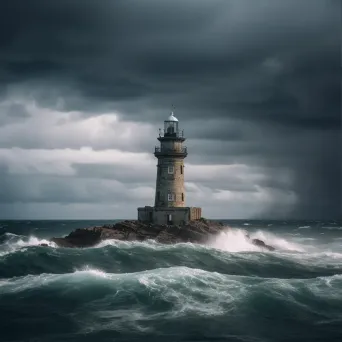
0,235,57,257
207,228,304,253
206,228,261,252
251,230,305,252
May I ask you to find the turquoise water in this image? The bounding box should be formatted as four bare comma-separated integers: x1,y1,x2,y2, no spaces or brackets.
1,220,341,342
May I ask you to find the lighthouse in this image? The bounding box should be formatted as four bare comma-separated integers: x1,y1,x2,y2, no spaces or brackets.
154,112,186,208
137,111,202,225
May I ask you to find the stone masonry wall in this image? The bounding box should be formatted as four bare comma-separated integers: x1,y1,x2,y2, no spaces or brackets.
189,207,202,220
153,207,190,225
154,157,185,207
138,206,202,225
154,129,186,210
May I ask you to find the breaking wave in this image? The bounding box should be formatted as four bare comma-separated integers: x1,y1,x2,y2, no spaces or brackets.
207,227,305,252
0,232,56,257
1,266,342,341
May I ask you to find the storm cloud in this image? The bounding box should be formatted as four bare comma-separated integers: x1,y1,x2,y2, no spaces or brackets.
0,0,340,219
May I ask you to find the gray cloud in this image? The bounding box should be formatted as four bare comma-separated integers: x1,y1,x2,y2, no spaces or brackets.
0,103,30,126
0,0,340,219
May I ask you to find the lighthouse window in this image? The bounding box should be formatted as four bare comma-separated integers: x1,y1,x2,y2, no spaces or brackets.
168,193,175,201
168,166,174,174
182,193,184,201
180,165,183,174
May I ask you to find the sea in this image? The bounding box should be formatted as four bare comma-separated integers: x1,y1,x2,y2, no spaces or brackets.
0,219,342,342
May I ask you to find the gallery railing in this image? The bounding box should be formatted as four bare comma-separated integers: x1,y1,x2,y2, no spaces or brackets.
154,146,187,155
159,130,185,138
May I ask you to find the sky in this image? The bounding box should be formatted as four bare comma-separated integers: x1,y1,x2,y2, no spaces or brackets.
0,0,340,220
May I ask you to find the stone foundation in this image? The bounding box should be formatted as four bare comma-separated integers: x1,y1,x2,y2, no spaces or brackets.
137,206,202,225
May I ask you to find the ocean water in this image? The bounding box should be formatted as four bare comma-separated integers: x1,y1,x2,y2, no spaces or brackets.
0,220,342,342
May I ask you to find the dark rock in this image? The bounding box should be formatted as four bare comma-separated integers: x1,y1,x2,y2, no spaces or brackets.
250,238,275,251
49,219,276,251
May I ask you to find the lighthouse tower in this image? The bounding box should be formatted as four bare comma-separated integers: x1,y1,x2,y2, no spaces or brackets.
154,112,186,208
137,111,202,225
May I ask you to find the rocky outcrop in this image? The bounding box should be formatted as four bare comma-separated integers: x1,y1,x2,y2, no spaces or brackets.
49,219,275,251
51,219,221,247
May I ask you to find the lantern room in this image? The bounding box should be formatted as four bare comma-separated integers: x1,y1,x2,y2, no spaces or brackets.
164,112,179,136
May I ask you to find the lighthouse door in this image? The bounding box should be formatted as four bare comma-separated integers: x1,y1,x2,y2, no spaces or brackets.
167,214,173,225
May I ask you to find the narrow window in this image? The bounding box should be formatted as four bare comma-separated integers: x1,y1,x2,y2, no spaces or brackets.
180,165,183,174
168,166,174,174
182,193,184,201
157,191,160,200
168,193,175,201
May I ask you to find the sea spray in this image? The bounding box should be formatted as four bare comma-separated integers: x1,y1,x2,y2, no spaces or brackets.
0,232,57,257
207,227,261,252
206,226,304,252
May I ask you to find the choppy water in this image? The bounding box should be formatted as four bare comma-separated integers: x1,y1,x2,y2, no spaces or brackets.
1,219,342,342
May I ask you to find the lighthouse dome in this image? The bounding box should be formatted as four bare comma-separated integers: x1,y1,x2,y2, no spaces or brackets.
167,112,178,122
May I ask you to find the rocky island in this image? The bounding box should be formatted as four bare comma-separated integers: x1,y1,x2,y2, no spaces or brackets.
49,112,275,251
49,219,275,251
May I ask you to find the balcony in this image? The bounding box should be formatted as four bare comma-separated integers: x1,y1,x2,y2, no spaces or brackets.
158,130,185,139
154,146,188,157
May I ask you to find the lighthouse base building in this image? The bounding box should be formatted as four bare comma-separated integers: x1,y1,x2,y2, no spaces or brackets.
137,112,202,225
138,206,202,226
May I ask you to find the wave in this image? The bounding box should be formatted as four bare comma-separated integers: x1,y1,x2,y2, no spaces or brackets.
207,227,304,252
1,228,342,281
1,267,342,337
0,232,57,257
2,266,342,305
1,222,342,342
1,237,342,281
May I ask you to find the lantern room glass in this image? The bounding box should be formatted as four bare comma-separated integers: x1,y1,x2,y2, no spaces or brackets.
164,120,179,136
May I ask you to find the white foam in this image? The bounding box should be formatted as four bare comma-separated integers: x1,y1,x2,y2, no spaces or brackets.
0,267,112,293
207,228,261,252
74,266,110,278
94,237,198,252
94,239,157,249
206,227,304,253
15,236,56,248
0,235,57,257
250,230,304,252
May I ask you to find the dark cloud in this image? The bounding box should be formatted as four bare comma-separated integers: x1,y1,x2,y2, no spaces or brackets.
0,0,340,219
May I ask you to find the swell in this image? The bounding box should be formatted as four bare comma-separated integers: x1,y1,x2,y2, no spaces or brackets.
1,267,342,341
1,225,342,342
1,239,342,280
